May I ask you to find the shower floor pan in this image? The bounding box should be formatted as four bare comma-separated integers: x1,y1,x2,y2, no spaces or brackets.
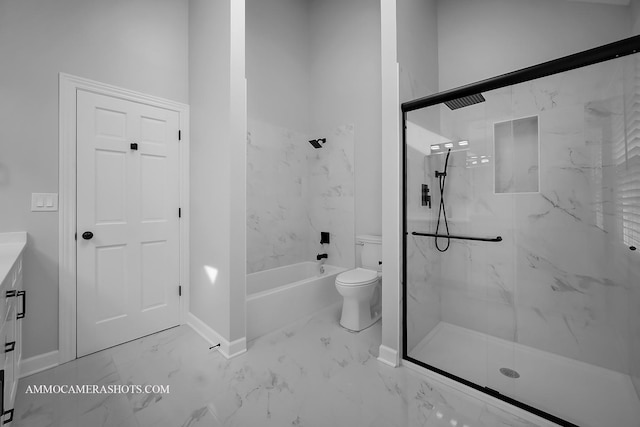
409,322,640,427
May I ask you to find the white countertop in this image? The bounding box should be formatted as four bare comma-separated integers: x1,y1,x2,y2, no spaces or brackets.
0,232,27,284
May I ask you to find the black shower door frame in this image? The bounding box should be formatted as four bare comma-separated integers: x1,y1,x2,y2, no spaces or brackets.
400,34,640,427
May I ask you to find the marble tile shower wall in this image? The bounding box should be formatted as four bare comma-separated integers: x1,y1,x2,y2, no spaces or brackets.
405,125,442,352
247,120,355,274
408,56,640,379
306,124,356,269
247,120,310,273
405,222,441,352
625,57,640,400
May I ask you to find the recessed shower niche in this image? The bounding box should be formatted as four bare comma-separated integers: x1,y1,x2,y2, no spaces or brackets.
494,115,539,194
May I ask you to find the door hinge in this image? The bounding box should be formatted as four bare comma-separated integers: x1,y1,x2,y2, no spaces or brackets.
179,285,182,297
178,130,181,141
74,233,77,241
178,208,181,218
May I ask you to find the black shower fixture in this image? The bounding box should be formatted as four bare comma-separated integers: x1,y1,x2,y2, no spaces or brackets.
320,232,330,244
421,184,431,208
309,138,326,149
435,149,452,252
444,93,486,110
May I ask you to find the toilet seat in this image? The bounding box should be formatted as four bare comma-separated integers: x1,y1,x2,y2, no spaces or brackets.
336,268,378,286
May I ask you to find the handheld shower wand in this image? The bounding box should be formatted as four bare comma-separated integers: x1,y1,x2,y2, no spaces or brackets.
435,149,452,252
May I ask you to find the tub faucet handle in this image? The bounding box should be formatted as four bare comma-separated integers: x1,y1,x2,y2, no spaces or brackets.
317,253,328,260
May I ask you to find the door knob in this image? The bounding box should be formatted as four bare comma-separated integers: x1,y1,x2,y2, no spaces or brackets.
82,231,94,240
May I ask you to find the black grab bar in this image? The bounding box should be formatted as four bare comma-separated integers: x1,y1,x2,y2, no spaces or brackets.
411,232,502,243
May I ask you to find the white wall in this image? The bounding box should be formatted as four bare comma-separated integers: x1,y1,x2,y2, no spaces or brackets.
379,0,402,366
398,0,439,102
246,0,312,274
379,0,440,366
309,0,382,238
246,0,379,274
188,0,246,350
246,0,310,133
438,0,632,91
632,0,640,34
0,0,188,359
228,0,247,343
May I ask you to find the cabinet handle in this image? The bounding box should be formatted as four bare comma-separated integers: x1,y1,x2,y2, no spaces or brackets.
1,369,3,422
3,342,14,354
2,409,12,425
4,291,15,298
16,291,25,319
0,369,11,424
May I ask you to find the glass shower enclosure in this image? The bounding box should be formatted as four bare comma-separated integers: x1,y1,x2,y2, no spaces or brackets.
402,36,640,427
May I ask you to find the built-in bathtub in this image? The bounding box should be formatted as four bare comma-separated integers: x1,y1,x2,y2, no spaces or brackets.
246,261,347,341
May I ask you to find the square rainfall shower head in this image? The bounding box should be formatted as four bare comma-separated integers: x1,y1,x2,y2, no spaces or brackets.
444,93,486,110
309,138,326,149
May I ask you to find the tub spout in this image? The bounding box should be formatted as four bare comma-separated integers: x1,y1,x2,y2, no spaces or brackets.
316,253,328,260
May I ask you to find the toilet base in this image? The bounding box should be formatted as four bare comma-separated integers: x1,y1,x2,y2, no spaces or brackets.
339,312,381,332
339,293,382,332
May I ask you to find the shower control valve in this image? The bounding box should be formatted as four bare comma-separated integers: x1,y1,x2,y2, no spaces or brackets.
316,253,328,261
422,184,431,208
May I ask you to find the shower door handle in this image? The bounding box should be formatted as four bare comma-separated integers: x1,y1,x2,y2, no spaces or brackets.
411,232,502,242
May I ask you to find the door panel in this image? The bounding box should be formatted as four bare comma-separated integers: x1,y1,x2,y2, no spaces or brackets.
140,241,169,311
77,90,180,357
94,107,127,139
140,154,167,221
95,244,127,323
140,115,167,144
95,149,127,223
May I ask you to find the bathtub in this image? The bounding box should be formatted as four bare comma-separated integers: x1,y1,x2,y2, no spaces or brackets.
246,261,347,341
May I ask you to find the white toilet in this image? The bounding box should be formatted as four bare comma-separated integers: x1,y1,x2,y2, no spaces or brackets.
335,235,382,331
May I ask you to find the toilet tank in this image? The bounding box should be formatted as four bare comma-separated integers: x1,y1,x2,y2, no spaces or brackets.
357,235,382,271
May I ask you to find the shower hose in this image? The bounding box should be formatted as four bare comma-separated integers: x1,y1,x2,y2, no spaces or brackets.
435,149,451,252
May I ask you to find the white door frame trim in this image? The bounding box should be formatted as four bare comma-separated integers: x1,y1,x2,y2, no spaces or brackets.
59,73,190,364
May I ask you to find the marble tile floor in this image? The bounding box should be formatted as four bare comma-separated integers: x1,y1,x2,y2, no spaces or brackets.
15,303,549,427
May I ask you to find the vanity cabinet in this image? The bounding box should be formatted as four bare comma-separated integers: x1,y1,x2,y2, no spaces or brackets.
0,233,26,427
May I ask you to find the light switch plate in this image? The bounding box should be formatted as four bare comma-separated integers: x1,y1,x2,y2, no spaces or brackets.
31,193,58,212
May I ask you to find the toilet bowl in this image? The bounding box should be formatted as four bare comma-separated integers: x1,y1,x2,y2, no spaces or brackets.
335,235,382,332
335,268,381,331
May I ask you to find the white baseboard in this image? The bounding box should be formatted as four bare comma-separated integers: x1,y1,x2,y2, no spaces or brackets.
186,312,247,359
19,350,60,379
227,336,247,358
377,344,399,367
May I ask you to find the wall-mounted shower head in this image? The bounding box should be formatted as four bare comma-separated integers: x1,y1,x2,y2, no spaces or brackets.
309,138,326,149
444,93,486,110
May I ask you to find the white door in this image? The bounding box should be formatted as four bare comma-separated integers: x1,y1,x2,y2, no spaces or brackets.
76,90,181,357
